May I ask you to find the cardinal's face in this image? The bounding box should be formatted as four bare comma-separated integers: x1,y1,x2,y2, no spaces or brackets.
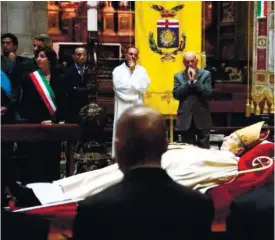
220,132,244,156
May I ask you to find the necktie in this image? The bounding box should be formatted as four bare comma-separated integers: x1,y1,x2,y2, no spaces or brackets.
79,67,84,76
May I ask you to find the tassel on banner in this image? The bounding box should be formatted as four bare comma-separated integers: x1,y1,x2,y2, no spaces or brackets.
263,99,269,114
250,100,255,114
245,98,251,117
255,103,261,115
270,103,274,114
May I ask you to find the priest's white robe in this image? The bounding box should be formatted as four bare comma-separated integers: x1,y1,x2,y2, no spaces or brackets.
28,145,240,205
112,62,150,157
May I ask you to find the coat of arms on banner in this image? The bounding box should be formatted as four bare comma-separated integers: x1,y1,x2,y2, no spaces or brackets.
149,4,186,62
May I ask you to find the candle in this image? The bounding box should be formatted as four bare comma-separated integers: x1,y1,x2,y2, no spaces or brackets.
87,1,98,31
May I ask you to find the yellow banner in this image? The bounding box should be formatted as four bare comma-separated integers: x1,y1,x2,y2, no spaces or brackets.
135,1,202,114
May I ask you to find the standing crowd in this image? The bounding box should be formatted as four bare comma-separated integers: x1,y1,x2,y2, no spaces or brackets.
1,33,90,185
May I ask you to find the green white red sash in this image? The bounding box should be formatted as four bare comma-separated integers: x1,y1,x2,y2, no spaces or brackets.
29,70,56,116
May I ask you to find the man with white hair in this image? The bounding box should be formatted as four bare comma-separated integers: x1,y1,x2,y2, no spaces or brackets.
173,51,212,149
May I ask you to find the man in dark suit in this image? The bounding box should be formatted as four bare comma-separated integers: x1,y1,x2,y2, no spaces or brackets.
1,69,42,207
1,33,34,74
1,33,34,112
1,57,16,122
1,33,29,64
64,47,89,124
73,105,214,240
173,51,212,148
1,55,15,79
226,184,274,240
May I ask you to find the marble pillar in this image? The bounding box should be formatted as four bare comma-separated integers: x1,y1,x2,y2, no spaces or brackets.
1,1,48,56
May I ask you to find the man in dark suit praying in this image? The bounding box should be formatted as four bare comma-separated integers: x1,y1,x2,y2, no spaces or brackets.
173,51,212,148
73,105,214,240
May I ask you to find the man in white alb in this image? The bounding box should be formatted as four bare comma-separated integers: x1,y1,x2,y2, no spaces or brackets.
112,46,151,157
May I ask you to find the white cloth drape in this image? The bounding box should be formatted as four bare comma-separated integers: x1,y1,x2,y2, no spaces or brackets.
48,145,239,201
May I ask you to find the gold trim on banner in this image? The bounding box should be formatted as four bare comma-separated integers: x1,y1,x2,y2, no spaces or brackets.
246,99,251,117
250,100,255,114
270,103,274,114
250,2,274,115
251,85,274,105
263,99,269,113
144,91,174,104
251,85,266,103
255,103,261,115
264,88,274,104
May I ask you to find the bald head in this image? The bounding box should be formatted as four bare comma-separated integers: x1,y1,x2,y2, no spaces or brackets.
183,51,198,69
115,106,168,172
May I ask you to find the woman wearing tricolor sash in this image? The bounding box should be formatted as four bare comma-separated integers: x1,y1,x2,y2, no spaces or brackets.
20,47,67,183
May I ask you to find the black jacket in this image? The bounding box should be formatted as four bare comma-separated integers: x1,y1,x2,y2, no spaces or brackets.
73,167,214,240
226,184,274,240
173,69,212,131
64,65,89,123
2,208,50,240
1,56,17,124
19,68,67,123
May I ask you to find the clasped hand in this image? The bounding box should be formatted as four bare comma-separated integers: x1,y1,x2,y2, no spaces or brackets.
128,60,136,72
187,67,196,82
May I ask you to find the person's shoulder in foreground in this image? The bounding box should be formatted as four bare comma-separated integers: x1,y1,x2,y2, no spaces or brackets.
74,175,214,240
73,105,214,240
227,184,274,240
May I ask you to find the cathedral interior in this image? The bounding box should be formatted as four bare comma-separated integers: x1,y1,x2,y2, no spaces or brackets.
46,1,273,145
1,1,274,240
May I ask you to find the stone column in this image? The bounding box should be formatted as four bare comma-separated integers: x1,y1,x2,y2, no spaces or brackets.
1,1,48,56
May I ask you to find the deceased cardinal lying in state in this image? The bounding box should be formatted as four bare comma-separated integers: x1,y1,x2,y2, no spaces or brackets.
20,121,273,206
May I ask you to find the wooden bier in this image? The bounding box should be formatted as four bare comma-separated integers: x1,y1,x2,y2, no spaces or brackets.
1,124,81,177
